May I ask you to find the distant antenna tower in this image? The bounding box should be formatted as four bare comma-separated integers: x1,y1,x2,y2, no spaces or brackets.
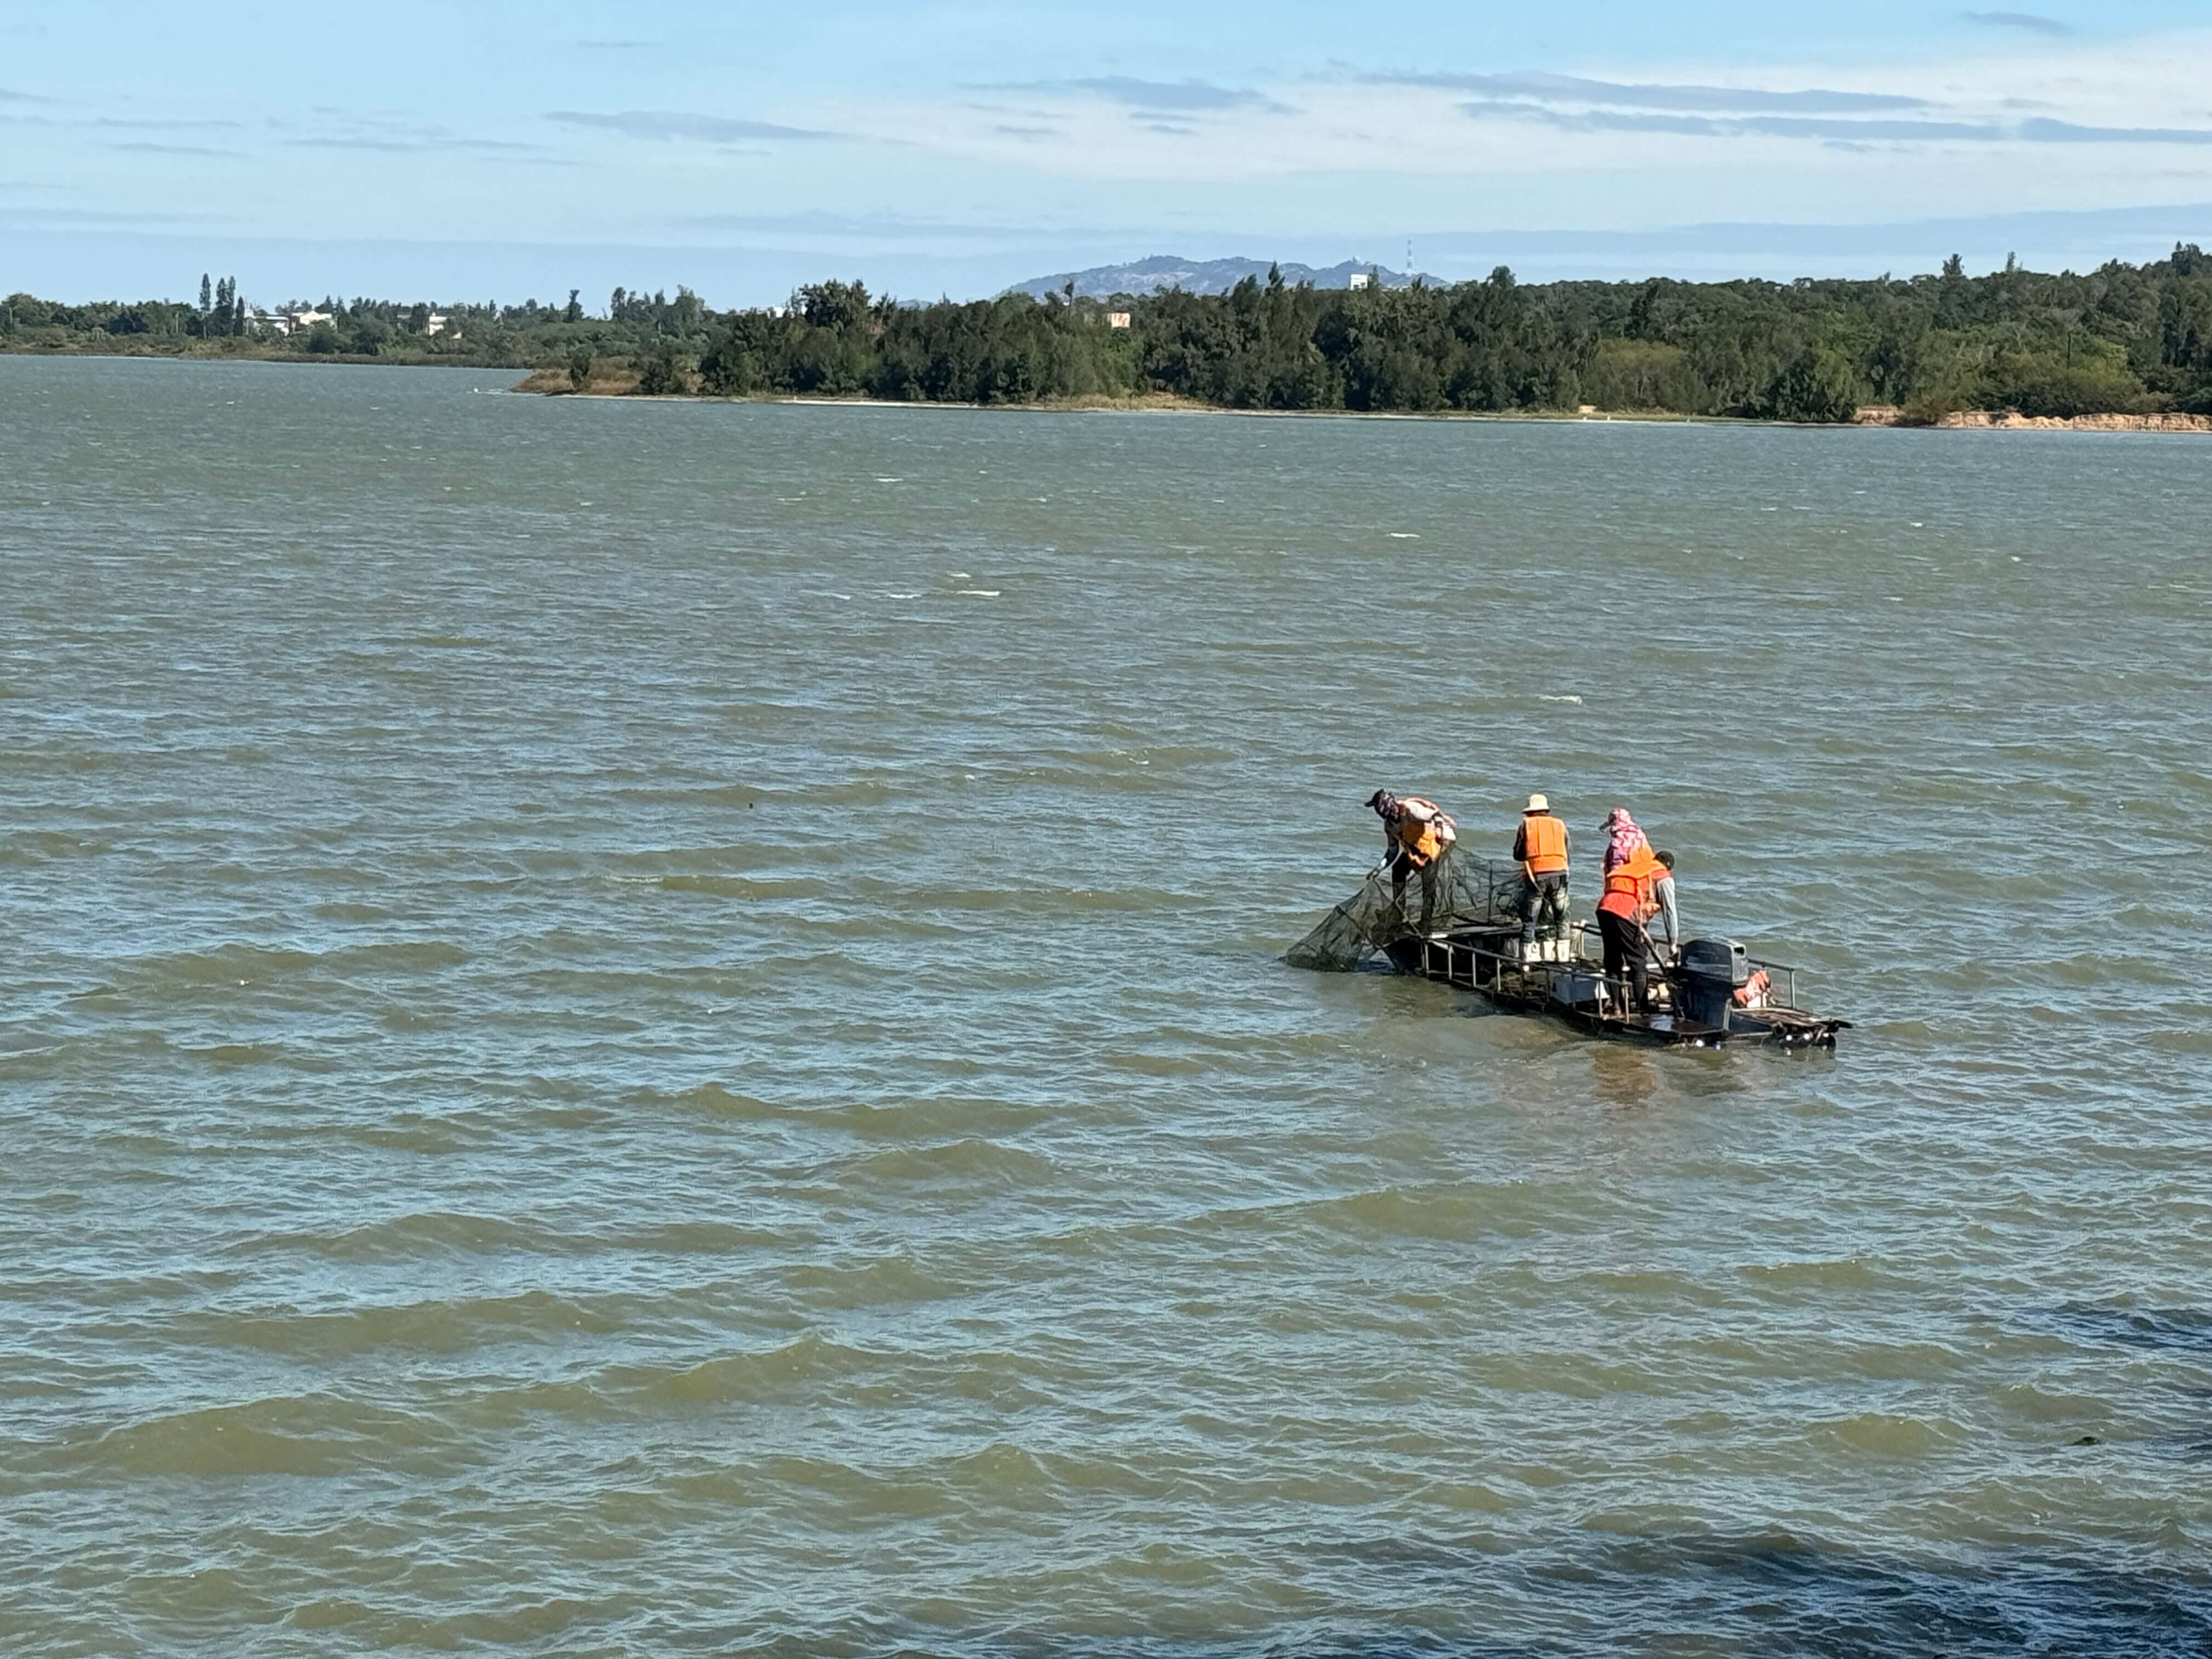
1407,237,1413,277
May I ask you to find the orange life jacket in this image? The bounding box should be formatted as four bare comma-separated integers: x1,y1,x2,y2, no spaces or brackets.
1596,844,1665,922
1395,797,1453,867
1519,812,1568,878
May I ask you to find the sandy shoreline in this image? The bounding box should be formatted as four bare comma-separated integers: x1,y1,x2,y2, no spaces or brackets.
520,383,2212,434
1853,405,2212,433
13,352,2200,431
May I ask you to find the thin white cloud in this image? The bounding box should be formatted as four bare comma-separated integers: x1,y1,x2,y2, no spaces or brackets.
20,21,2212,287
1964,10,2073,36
677,210,1042,240
286,134,543,154
777,28,2211,254
1460,101,2004,140
1365,71,1926,114
2023,116,2212,143
546,110,842,143
108,141,245,157
0,205,208,225
94,116,244,131
996,77,1294,116
1458,99,2212,146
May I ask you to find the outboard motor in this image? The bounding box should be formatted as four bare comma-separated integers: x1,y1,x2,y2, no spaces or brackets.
1678,938,1750,1030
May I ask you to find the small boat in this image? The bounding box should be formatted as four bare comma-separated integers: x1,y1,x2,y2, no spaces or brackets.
1289,851,1849,1051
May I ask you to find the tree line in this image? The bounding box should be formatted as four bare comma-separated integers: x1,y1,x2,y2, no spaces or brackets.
7,247,2212,421
0,281,716,368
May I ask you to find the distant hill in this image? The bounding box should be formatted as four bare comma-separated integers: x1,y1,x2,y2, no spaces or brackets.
1008,255,1441,300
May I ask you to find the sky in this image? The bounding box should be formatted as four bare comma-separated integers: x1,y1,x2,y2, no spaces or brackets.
5,1,2212,306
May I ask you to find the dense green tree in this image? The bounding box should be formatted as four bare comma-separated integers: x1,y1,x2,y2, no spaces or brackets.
699,309,781,394
635,339,690,394
1764,345,1860,423
18,251,2212,420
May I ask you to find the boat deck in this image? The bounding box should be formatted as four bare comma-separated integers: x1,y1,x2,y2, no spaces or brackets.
1386,921,1847,1050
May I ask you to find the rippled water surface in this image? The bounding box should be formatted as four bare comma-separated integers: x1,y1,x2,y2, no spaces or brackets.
4,357,2210,1656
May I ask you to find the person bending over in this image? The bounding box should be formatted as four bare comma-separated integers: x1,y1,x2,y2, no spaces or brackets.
1366,789,1457,933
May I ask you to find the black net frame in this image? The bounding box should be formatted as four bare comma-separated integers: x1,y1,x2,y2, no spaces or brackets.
1286,849,1525,971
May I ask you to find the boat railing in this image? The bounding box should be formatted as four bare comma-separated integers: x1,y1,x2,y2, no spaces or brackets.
1744,953,1804,1013
1560,922,1808,1017
1400,850,1814,1013
1413,933,1523,991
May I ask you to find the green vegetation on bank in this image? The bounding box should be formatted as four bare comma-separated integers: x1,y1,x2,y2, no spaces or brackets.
0,279,697,370
9,246,2212,421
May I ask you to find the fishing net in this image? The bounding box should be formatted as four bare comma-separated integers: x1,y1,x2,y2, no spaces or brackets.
1285,849,1523,970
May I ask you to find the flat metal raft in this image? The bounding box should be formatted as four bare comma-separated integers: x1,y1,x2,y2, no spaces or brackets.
1383,921,1848,1050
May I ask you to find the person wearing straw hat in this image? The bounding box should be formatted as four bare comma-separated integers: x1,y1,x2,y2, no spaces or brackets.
1511,793,1571,957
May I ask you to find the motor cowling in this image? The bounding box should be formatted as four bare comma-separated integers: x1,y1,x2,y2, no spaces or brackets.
1678,938,1750,1028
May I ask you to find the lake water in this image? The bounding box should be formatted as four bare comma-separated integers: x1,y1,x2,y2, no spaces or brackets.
3,356,2209,1656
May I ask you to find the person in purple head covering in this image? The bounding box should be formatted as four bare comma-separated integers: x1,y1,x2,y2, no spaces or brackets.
1600,806,1646,873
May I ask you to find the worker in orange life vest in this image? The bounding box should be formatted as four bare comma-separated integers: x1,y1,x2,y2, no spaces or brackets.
1595,838,1669,1015
1366,789,1457,932
1511,793,1571,952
